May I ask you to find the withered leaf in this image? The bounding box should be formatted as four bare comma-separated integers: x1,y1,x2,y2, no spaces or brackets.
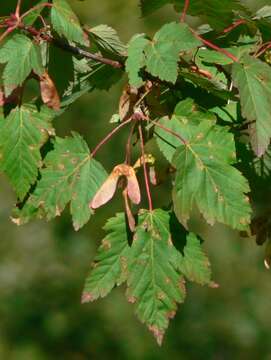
40,71,61,111
119,84,138,122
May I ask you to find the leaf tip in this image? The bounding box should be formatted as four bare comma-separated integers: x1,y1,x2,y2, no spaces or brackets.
81,292,95,303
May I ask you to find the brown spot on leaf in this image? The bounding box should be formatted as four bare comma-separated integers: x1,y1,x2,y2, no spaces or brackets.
148,325,164,346
167,310,176,319
101,239,111,250
58,163,65,171
127,295,137,304
11,217,22,226
81,292,95,303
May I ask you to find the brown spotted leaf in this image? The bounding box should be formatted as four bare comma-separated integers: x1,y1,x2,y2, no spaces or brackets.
15,133,107,230
127,209,186,345
170,119,252,230
82,213,130,302
40,71,61,110
232,55,271,156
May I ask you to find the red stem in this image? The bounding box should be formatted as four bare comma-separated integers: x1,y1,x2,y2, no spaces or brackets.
255,42,271,58
138,124,153,211
149,119,187,145
20,3,53,20
191,29,238,62
181,0,190,22
0,26,16,44
15,0,22,18
222,19,246,34
91,118,132,157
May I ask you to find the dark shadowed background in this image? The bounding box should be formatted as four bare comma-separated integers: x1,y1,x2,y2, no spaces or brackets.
0,0,271,359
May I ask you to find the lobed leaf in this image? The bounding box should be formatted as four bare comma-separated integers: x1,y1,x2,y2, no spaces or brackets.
16,133,107,230
0,105,55,200
178,233,212,286
232,55,271,156
0,34,43,96
127,209,186,345
144,22,201,83
171,119,251,230
126,34,149,88
86,24,127,56
51,0,88,46
82,213,130,302
140,0,246,31
155,99,216,163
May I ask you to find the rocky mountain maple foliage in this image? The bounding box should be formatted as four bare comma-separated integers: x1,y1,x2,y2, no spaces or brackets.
1,0,271,344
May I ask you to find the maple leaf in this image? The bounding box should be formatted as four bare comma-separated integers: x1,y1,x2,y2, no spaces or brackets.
232,55,271,156
51,0,88,46
127,209,186,345
15,133,107,231
0,34,43,96
82,213,130,302
0,105,55,200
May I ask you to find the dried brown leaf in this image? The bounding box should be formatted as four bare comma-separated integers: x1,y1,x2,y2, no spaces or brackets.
40,71,60,110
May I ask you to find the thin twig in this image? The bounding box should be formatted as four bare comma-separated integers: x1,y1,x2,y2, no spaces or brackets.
15,0,23,18
222,19,246,34
255,42,271,58
191,29,238,62
138,124,153,211
55,40,123,68
181,0,190,22
147,118,187,145
91,117,132,157
20,23,123,68
0,26,16,44
20,3,53,20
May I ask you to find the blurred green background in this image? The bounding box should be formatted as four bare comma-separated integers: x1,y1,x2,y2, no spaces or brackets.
1,0,271,359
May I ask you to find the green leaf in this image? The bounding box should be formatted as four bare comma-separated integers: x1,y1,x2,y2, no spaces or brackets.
179,69,233,101
140,0,171,16
82,213,130,302
86,24,127,56
232,55,271,157
0,105,55,200
172,120,251,230
23,0,48,26
0,34,43,96
51,0,87,45
127,209,186,345
187,0,245,31
62,60,123,107
254,5,271,20
126,34,149,88
140,0,245,31
17,133,107,231
155,99,216,163
144,22,201,83
179,233,212,286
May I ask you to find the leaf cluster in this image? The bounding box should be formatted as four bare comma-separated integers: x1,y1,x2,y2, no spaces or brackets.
0,0,271,344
